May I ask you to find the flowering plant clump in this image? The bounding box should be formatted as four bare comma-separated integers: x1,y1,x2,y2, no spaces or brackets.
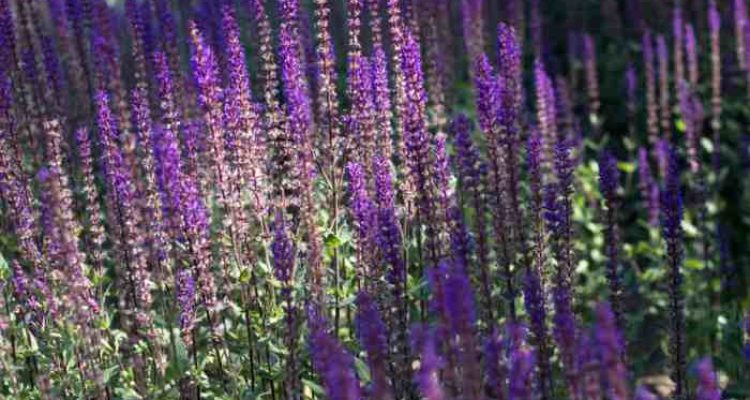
0,0,749,398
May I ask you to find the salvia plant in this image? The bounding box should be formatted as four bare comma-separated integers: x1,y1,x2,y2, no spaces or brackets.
0,0,749,399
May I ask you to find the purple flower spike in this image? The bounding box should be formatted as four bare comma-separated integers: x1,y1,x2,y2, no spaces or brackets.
432,134,451,225
497,23,522,127
638,148,660,225
543,135,579,398
272,211,300,396
634,386,658,400
450,114,492,320
684,23,698,87
310,319,362,400
412,325,445,400
279,0,313,150
356,292,393,400
474,46,520,319
523,126,552,397
451,114,481,196
37,161,98,325
695,357,721,400
473,54,500,139
625,64,637,136
483,328,508,398
643,31,659,144
346,162,375,246
654,138,670,180
598,150,624,331
657,35,671,139
709,0,722,173
583,34,600,122
594,302,628,400
474,52,517,320
522,256,550,393
346,161,376,279
673,6,685,85
461,0,484,65
41,36,65,104
578,330,602,399
175,268,196,347
660,148,686,400
188,20,230,200
442,260,482,398
677,81,703,175
10,260,41,325
349,54,377,179
372,154,409,394
535,59,557,168
736,0,748,70
272,213,295,289
0,0,16,72
402,29,439,263
222,4,263,210
371,47,393,161
507,324,535,400
278,0,321,294
95,91,153,329
373,156,404,289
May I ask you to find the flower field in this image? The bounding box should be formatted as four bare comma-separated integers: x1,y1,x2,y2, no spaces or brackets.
0,0,748,398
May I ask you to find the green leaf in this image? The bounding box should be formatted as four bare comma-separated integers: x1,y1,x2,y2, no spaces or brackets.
353,356,371,383
239,268,252,284
0,252,8,280
324,233,342,250
675,119,686,133
103,365,120,384
302,378,326,397
683,258,704,271
616,161,635,174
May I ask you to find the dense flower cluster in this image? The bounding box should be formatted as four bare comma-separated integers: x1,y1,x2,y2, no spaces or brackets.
0,0,747,399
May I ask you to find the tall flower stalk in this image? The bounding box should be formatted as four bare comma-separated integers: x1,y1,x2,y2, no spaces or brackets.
1,0,750,397
73,128,106,294
498,23,526,313
356,291,394,400
709,0,722,176
594,302,629,399
474,53,516,320
385,0,409,184
543,135,579,398
451,114,492,322
638,147,660,226
346,162,376,281
672,6,685,88
736,0,748,71
660,148,686,400
508,324,536,400
535,59,557,172
96,89,157,350
222,4,264,235
412,325,445,400
309,311,362,400
402,31,439,271
271,212,298,397
599,151,625,333
643,32,659,145
278,0,323,303
657,35,671,140
684,23,698,88
526,127,552,398
372,155,409,396
583,34,600,133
